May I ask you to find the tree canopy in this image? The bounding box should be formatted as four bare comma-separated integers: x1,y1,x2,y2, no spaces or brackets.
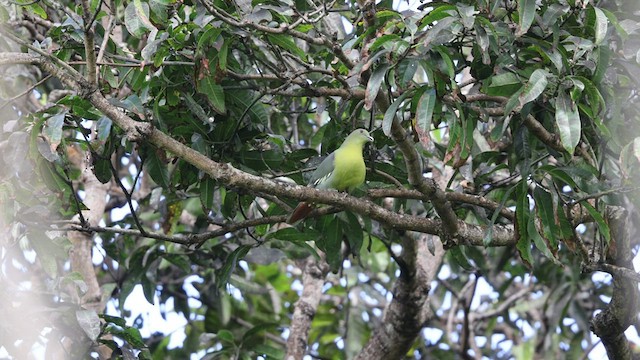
1,0,640,358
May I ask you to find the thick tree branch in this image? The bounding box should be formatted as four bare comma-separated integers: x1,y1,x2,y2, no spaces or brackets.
590,206,639,360
67,146,111,358
355,233,444,359
368,188,515,221
285,257,329,359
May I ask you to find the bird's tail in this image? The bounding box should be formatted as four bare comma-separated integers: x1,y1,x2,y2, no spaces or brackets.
288,202,314,224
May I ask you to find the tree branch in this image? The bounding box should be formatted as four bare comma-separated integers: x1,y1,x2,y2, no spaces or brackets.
79,0,98,85
368,188,515,221
355,233,444,359
590,206,639,360
285,257,329,359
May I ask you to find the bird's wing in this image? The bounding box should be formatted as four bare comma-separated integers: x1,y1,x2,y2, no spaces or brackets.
308,151,336,189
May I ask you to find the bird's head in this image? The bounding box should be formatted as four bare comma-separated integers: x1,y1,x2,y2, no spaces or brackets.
345,128,374,146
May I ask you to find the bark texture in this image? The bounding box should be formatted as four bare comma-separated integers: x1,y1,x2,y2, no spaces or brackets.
355,234,444,359
285,257,330,360
590,207,639,360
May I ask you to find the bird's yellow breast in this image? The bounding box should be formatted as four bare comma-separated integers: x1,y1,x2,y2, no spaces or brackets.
331,144,366,191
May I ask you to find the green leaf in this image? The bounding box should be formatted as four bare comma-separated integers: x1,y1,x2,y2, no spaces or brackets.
226,90,268,123
528,209,559,263
101,314,127,327
164,253,191,273
149,0,170,23
555,91,581,154
124,0,156,38
242,322,279,343
143,146,170,189
419,4,456,28
581,202,611,244
219,39,229,71
217,329,235,344
254,344,285,359
268,227,321,242
365,63,390,111
370,34,401,53
382,89,412,136
513,338,535,360
123,326,146,348
319,217,342,272
569,75,605,118
93,156,112,184
0,5,9,22
222,190,238,219
141,274,156,304
76,310,101,341
449,246,475,271
486,72,522,96
217,245,251,288
197,77,226,114
538,165,579,190
504,87,525,115
414,88,436,146
96,116,112,141
45,112,65,145
200,176,215,209
542,4,569,28
533,186,559,249
197,27,223,55
519,69,550,106
343,212,363,258
421,17,457,49
592,7,608,45
435,46,456,84
601,8,627,41
398,59,418,88
515,180,533,267
556,203,574,240
484,185,517,246
27,3,47,19
517,0,536,37
266,34,306,59
29,231,64,277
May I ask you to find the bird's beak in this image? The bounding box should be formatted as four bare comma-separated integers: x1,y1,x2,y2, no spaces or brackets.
367,134,374,142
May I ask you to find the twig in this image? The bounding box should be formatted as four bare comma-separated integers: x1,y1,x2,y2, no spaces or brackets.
96,5,115,63
0,74,52,111
470,285,532,321
79,0,98,85
67,224,192,244
198,0,354,69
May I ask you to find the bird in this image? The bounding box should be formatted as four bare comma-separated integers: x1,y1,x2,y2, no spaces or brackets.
287,128,374,224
